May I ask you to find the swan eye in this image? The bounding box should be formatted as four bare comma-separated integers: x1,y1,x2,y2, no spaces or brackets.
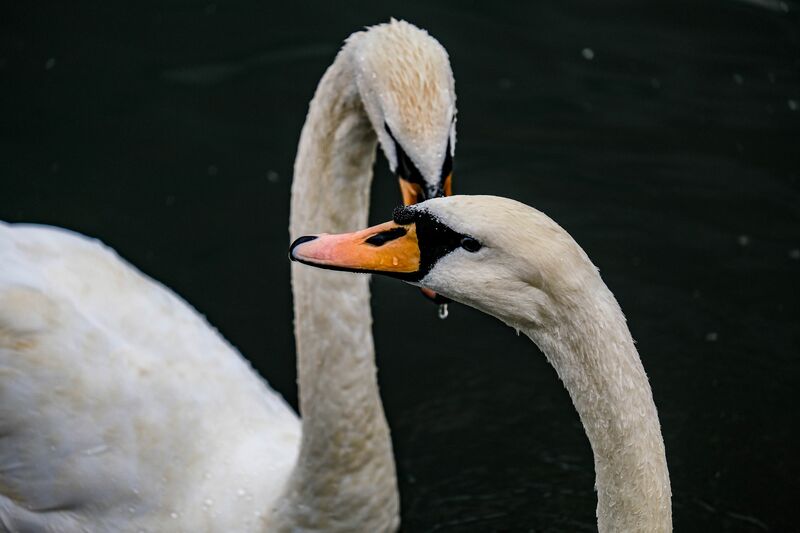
460,237,482,253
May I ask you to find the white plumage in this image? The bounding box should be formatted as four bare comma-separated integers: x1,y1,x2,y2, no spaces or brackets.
406,196,673,532
0,19,456,532
0,223,299,532
291,195,673,532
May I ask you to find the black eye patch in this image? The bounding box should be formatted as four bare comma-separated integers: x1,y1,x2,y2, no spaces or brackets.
385,124,425,188
365,227,407,246
391,206,478,281
441,138,453,181
385,123,450,199
393,205,417,225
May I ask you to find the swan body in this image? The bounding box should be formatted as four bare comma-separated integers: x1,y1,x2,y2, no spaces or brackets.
291,195,672,532
0,19,457,532
0,223,299,532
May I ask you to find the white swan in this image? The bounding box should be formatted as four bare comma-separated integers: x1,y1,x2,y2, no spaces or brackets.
0,20,456,532
290,194,673,532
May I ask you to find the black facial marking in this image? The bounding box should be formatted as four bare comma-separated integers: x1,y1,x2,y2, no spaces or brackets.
441,138,453,181
365,226,407,246
414,211,468,279
385,123,425,186
392,205,417,225
391,206,476,281
385,123,451,200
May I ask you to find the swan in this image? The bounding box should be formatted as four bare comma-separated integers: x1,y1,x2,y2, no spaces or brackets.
0,19,456,532
290,194,673,532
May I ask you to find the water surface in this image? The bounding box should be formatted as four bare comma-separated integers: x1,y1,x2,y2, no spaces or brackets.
1,1,798,531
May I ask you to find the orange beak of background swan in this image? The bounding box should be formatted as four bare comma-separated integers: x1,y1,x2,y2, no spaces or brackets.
398,172,453,207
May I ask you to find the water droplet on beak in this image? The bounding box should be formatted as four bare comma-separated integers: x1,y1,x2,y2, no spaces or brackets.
438,303,449,320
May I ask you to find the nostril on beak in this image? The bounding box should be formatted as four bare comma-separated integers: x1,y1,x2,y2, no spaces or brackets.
289,235,318,260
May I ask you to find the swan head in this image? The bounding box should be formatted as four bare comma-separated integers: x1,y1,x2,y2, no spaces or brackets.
351,19,456,205
290,195,600,329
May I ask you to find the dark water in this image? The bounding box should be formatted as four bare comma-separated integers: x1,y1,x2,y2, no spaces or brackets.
2,1,799,531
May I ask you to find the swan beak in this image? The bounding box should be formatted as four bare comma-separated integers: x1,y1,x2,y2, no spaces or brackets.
399,179,423,206
398,173,453,206
289,221,420,277
398,173,452,304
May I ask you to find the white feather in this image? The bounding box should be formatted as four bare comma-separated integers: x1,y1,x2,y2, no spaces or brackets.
416,196,673,532
0,222,298,532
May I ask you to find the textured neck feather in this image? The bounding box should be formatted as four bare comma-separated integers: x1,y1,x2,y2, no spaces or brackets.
274,45,399,531
524,280,671,532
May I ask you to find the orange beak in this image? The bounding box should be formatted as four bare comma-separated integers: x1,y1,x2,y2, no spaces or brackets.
290,220,421,279
398,173,453,207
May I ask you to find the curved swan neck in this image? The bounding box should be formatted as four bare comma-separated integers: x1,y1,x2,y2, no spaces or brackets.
275,43,399,531
523,282,672,532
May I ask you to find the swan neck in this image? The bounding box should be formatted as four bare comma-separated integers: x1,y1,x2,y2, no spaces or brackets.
523,284,672,532
274,44,399,532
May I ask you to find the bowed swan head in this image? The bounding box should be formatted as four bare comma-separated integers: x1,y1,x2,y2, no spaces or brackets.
352,19,456,203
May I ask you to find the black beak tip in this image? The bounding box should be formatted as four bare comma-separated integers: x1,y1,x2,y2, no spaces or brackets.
289,235,318,261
